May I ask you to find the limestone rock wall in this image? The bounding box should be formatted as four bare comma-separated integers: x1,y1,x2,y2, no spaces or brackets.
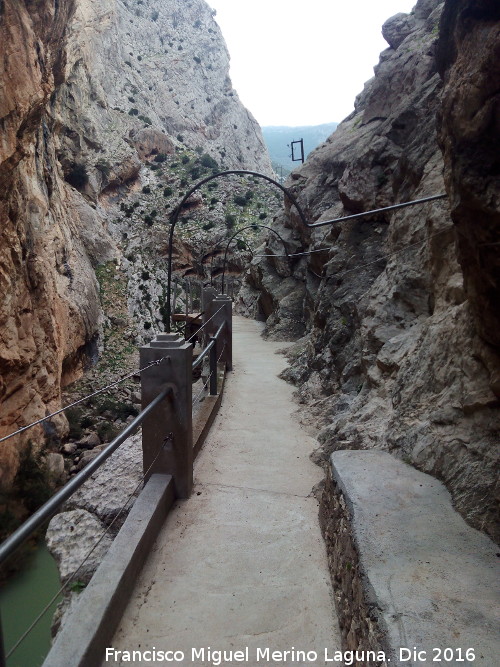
0,0,271,490
0,0,115,488
55,0,271,194
242,0,499,542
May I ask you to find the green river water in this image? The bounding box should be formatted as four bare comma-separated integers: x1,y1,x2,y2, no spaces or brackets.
0,543,60,667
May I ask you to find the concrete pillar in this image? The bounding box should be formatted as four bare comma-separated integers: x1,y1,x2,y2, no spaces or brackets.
140,334,193,498
202,286,217,315
205,294,232,371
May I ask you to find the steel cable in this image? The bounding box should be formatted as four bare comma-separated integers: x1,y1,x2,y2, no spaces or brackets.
192,341,226,406
0,357,169,446
5,433,169,660
252,227,450,275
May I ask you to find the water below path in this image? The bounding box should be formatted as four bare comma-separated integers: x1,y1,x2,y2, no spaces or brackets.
0,543,60,667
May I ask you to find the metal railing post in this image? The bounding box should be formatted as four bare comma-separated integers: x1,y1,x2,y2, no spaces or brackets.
205,294,232,372
209,336,218,395
140,334,193,498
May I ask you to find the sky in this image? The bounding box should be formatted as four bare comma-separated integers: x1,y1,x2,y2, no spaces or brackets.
208,0,417,127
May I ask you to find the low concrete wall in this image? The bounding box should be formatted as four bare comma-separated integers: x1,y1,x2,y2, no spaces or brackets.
43,474,175,667
320,450,500,667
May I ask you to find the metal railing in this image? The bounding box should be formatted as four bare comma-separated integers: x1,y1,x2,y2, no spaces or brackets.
0,289,233,666
165,169,448,330
0,389,169,568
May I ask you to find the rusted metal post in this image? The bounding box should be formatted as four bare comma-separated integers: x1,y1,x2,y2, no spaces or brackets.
209,336,218,395
205,294,232,371
172,278,178,318
140,334,193,498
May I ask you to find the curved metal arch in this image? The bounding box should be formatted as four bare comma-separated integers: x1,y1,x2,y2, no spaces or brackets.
220,223,290,294
166,169,305,331
165,169,447,331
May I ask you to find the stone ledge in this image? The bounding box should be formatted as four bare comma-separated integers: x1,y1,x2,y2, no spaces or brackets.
43,474,175,667
320,450,500,666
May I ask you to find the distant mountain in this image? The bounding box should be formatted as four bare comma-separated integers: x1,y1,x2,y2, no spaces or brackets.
262,123,338,175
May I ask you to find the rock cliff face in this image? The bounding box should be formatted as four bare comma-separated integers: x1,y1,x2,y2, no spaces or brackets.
0,0,108,489
0,0,271,490
241,0,499,542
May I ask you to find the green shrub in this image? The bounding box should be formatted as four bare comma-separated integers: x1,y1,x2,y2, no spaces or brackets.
97,421,120,443
233,195,247,207
154,153,168,163
163,187,173,197
66,407,84,439
128,108,139,115
80,415,94,429
200,153,218,169
259,212,267,220
225,214,236,229
142,185,151,194
15,443,51,513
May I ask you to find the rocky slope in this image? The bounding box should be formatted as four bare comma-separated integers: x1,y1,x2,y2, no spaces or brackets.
240,0,499,542
0,0,272,493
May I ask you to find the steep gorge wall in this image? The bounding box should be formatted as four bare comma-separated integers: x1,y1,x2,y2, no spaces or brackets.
0,0,111,489
241,0,499,542
0,0,271,490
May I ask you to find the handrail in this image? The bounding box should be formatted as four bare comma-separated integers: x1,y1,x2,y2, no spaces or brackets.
166,169,448,330
0,387,171,567
192,339,215,371
309,193,448,228
192,322,224,371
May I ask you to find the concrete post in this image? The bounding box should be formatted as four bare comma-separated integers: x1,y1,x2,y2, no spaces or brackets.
202,286,217,315
205,294,232,371
140,334,193,498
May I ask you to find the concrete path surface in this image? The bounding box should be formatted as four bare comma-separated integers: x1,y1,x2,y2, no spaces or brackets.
105,315,341,666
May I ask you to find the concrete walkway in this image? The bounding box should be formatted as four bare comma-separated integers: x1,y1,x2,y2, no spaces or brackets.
105,316,341,666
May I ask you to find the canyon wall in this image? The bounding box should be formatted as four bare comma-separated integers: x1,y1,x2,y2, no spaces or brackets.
0,0,271,490
241,0,499,542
